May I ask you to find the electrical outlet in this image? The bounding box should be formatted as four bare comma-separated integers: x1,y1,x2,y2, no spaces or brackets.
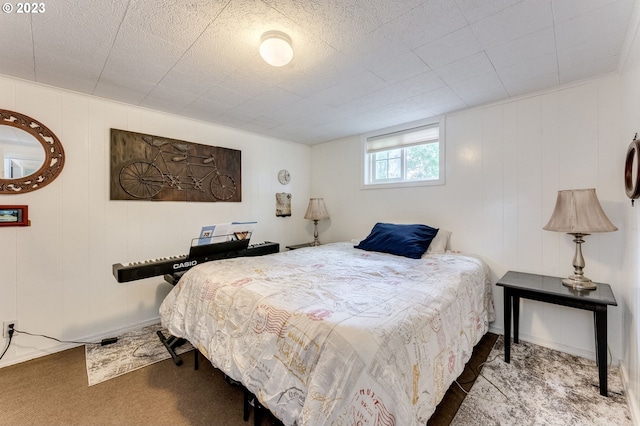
3,320,16,338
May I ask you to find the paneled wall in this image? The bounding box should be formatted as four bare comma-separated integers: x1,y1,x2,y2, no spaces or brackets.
311,74,625,364
0,75,311,367
620,16,640,422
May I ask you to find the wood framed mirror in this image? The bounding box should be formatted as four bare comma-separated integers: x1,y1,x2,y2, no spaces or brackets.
625,133,640,204
0,109,65,193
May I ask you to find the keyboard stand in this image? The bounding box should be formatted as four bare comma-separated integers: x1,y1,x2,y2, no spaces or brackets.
157,330,187,366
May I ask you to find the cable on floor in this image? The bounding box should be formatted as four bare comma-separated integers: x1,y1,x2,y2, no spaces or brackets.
12,328,119,346
454,351,509,404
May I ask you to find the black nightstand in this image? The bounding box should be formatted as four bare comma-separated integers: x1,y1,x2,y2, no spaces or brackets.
496,270,617,396
285,243,315,250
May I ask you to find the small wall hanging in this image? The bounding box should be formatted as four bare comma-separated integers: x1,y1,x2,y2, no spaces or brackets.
276,192,291,217
110,129,241,202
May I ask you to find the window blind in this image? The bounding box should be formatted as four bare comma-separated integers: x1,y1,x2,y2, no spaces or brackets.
366,123,439,153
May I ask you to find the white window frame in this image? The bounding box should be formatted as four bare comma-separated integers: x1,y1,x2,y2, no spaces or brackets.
361,116,445,189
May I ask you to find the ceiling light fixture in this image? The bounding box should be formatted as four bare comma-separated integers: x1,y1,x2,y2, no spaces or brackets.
259,31,293,67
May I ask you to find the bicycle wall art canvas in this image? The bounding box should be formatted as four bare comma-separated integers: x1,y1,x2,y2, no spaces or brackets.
110,129,241,202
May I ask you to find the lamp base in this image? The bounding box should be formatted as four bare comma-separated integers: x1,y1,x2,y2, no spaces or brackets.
562,275,597,290
310,219,321,246
562,233,597,290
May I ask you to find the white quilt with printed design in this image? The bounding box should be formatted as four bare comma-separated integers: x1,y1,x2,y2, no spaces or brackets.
160,242,494,425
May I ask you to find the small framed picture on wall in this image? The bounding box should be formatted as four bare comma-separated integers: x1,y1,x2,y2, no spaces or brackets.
0,205,29,226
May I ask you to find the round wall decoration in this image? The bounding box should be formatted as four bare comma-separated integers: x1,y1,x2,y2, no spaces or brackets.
278,169,291,185
625,133,640,205
0,109,65,194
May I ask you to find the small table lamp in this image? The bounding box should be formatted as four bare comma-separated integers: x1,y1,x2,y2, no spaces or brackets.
543,188,617,290
304,198,330,246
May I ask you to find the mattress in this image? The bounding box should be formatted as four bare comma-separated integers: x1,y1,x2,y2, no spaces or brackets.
160,242,495,425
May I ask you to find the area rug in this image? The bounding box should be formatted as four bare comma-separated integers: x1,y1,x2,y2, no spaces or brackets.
452,335,632,425
85,323,193,386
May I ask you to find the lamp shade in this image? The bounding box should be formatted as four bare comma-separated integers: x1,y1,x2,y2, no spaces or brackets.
543,188,617,234
304,198,330,221
259,31,293,67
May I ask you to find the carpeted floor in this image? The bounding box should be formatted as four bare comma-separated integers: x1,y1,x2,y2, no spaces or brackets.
452,336,632,425
17,331,634,425
0,343,269,425
0,330,497,425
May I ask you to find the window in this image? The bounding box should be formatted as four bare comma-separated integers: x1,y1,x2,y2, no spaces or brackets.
3,158,38,179
362,117,445,188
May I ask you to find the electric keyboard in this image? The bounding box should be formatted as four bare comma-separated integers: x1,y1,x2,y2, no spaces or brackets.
112,241,279,283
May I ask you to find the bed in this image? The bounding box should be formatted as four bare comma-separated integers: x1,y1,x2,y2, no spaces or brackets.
160,238,494,425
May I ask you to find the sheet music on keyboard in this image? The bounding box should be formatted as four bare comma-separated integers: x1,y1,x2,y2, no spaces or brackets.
197,221,257,245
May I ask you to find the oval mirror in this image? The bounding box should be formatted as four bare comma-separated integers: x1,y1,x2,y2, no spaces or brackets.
625,135,640,203
0,109,65,193
0,126,45,178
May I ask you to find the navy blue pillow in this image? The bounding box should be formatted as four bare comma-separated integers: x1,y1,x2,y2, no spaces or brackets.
354,223,439,259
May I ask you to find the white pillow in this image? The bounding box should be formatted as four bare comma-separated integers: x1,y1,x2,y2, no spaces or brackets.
426,229,452,254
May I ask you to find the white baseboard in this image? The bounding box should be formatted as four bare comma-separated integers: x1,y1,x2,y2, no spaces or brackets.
487,324,617,366
0,317,161,369
620,363,640,425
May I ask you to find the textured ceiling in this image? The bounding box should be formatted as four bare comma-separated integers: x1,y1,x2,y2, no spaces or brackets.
0,0,636,144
